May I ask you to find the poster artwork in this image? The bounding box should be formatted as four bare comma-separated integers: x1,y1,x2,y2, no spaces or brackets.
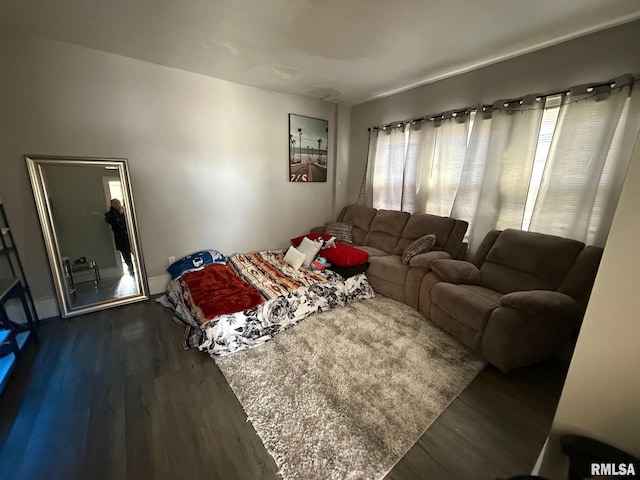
289,114,328,182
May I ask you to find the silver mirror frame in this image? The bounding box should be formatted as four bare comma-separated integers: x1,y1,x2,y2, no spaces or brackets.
26,155,149,317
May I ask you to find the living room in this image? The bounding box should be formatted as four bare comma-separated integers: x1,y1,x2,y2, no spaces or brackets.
1,2,639,479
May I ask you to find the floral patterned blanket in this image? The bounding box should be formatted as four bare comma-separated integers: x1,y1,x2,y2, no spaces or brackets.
165,250,375,356
229,250,328,299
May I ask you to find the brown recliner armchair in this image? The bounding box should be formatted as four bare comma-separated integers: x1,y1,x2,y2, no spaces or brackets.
419,229,603,371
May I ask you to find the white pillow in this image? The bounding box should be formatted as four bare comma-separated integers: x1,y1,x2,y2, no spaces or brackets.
297,236,323,267
283,246,306,270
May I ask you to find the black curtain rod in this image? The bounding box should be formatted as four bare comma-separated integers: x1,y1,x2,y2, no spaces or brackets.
368,75,637,132
370,108,475,131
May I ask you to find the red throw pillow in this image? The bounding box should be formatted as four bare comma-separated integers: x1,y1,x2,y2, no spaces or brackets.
291,233,334,247
320,242,369,267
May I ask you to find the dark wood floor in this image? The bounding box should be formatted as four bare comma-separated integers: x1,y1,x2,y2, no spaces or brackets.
0,298,567,480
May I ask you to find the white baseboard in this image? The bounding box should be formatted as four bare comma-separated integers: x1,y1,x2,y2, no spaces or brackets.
31,296,60,319
148,274,170,296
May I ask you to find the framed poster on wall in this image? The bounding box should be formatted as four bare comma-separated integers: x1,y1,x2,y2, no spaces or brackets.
289,114,328,182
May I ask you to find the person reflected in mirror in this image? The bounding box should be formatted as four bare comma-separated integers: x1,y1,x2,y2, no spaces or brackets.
104,198,134,274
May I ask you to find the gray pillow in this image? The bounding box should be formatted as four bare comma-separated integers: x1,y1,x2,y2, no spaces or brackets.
402,234,436,264
325,222,353,244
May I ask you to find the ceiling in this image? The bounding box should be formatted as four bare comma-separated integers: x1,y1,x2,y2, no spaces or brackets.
2,0,639,105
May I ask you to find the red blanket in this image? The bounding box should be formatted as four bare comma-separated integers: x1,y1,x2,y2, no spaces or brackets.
180,263,264,326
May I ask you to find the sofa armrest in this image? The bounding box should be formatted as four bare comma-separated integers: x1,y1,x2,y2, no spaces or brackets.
310,225,326,234
500,290,579,317
408,250,450,269
430,259,481,284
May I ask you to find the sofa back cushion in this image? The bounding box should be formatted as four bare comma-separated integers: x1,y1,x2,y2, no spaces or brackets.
471,230,502,267
446,219,470,259
338,205,377,245
393,213,456,255
363,210,410,254
558,245,603,311
479,229,585,294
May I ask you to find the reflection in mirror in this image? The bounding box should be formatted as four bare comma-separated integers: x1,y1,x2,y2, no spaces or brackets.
26,156,148,317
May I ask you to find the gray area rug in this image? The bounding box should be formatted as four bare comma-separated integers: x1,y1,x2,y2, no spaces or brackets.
215,295,485,480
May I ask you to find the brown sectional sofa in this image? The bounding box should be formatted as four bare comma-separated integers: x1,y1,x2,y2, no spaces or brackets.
419,229,603,371
326,205,468,308
316,207,603,372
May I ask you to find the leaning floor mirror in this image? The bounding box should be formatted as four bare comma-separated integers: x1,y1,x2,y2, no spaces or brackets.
26,155,149,317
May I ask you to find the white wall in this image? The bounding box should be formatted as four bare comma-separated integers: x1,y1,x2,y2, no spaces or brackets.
0,32,347,315
347,20,640,204
535,130,640,479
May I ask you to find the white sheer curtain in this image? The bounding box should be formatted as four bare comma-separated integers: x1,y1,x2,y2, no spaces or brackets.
405,115,470,215
529,82,640,246
362,128,378,207
452,98,544,253
365,77,639,251
371,126,407,211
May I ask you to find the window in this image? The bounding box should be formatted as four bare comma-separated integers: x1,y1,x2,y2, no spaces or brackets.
368,82,639,248
521,95,561,230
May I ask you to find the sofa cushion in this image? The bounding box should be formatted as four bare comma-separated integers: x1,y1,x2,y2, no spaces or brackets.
431,283,502,332
356,246,388,257
557,245,603,309
363,210,410,254
408,250,451,269
430,303,484,353
367,255,410,285
401,234,436,264
393,213,456,255
325,222,353,244
470,230,501,267
431,259,481,284
480,229,585,294
500,290,579,318
320,242,369,267
339,205,377,245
